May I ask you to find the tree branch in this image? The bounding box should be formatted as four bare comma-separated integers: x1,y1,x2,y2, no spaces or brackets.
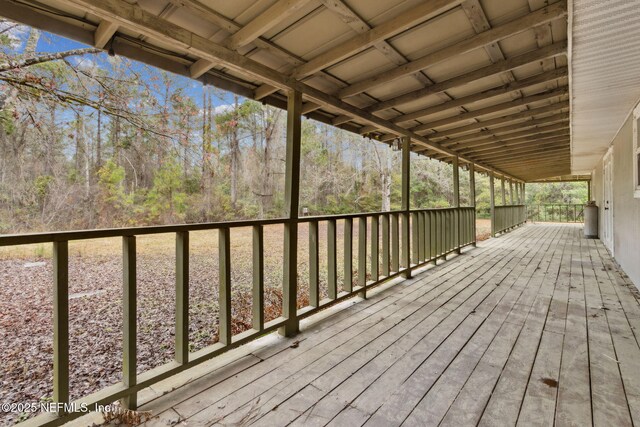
0,47,101,73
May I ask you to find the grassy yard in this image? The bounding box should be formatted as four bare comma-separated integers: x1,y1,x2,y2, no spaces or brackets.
0,219,493,423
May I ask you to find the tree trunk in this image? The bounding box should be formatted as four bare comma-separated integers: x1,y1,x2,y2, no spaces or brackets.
230,95,239,209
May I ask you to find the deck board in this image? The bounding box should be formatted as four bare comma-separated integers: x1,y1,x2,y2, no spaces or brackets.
134,224,640,427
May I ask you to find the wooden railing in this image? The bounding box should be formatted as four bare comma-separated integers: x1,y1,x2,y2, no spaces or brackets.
493,204,527,235
0,207,475,426
527,203,585,223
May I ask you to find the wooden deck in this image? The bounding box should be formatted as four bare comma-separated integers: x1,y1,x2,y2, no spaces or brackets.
133,224,640,426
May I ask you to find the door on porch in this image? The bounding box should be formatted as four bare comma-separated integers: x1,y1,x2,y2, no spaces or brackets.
602,148,614,254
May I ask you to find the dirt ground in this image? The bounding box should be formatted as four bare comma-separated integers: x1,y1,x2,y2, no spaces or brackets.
0,219,491,423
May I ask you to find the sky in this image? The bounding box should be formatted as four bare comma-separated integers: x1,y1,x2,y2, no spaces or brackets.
30,25,238,108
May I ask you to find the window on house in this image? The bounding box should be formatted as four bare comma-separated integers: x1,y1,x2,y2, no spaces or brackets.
634,104,640,198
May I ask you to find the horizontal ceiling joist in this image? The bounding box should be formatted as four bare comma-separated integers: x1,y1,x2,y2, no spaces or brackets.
489,152,571,167
469,141,570,162
338,1,567,98
423,102,570,140
442,119,569,147
413,88,568,133
443,131,569,156
459,134,570,156
391,67,567,125
367,41,567,113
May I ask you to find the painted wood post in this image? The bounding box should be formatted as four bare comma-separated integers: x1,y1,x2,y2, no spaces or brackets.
401,136,411,279
469,163,476,246
175,231,189,364
452,156,460,254
281,89,302,337
53,241,69,416
587,180,591,201
253,225,265,328
122,236,137,409
490,172,496,237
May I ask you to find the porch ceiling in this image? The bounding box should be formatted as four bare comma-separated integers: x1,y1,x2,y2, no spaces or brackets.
570,0,640,174
1,0,571,181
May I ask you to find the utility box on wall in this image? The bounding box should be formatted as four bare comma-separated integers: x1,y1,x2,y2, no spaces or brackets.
584,202,598,238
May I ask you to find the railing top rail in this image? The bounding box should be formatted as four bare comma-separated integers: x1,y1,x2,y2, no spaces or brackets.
494,204,526,208
0,206,476,247
0,217,289,246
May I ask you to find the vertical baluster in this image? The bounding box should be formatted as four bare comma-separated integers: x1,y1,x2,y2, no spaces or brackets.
344,218,353,293
53,241,69,416
371,215,379,283
382,214,390,277
430,211,436,262
411,212,419,265
401,211,411,276
391,213,400,273
418,212,425,263
253,225,265,329
436,211,441,257
328,219,337,299
219,227,232,345
308,221,319,308
358,217,367,297
122,236,137,409
175,231,189,364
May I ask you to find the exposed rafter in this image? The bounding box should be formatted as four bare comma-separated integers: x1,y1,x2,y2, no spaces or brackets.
413,88,568,133
391,67,567,124
367,41,567,113
338,1,567,98
94,19,117,49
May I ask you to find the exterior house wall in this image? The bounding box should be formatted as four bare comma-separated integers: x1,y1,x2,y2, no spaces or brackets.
591,111,640,288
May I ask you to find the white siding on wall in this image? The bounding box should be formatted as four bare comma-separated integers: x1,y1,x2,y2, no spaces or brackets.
592,113,640,289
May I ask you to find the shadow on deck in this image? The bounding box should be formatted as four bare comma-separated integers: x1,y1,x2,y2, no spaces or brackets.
74,224,640,426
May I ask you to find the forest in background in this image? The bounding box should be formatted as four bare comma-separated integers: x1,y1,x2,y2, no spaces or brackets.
0,22,587,234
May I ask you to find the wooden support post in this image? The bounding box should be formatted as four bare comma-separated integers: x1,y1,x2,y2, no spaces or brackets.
122,236,137,409
490,172,496,237
501,176,506,206
452,156,460,254
253,225,265,329
219,227,232,345
281,90,302,337
308,221,319,308
587,180,591,201
175,231,189,364
469,163,476,246
401,136,411,279
53,241,69,415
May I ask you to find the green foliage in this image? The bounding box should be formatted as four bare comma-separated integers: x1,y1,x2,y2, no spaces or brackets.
526,182,588,205
145,160,188,222
33,175,53,200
